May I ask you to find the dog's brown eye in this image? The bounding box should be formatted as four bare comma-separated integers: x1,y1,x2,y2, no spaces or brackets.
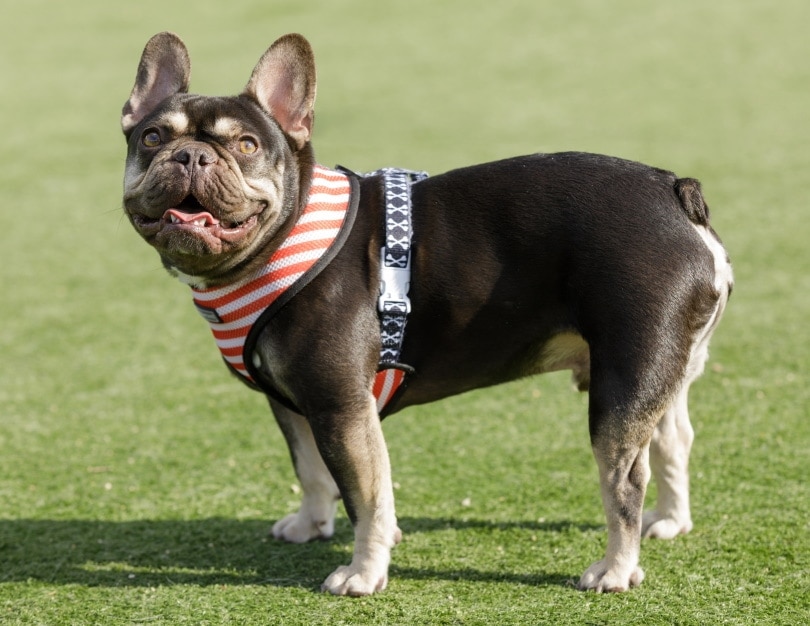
238,137,258,154
142,130,161,148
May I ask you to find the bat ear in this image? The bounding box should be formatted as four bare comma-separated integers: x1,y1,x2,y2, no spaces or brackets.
122,32,190,136
243,34,316,150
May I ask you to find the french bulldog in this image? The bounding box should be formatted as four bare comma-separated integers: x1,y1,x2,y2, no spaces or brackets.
121,32,733,596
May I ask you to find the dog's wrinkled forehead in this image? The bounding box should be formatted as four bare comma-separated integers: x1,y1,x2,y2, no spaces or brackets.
136,93,284,146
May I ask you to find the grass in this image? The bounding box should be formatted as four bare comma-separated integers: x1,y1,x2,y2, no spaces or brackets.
1,0,809,623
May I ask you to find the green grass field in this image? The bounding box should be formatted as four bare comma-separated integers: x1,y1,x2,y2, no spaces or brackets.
1,0,808,623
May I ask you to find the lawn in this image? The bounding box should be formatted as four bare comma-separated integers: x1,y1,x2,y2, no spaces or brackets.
1,0,808,624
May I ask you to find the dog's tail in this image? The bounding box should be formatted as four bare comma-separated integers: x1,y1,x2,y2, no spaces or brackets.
675,177,710,226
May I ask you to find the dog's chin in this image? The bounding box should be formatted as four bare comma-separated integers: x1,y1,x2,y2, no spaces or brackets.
130,208,266,277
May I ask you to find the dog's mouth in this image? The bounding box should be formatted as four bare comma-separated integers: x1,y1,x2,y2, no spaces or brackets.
130,194,261,245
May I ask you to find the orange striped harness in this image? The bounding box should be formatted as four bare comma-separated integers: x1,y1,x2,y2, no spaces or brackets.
190,165,422,416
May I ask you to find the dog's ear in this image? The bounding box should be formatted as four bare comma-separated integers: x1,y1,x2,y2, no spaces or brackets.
122,32,191,137
243,34,316,150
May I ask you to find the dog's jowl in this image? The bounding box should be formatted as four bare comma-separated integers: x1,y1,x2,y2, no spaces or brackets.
121,32,733,596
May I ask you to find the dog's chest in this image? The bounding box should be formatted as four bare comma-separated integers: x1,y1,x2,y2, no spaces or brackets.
190,165,353,377
187,165,413,415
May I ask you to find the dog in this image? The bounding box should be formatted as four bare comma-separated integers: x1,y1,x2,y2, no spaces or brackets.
120,32,732,596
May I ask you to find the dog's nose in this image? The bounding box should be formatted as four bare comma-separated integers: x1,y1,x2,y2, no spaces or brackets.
173,145,218,170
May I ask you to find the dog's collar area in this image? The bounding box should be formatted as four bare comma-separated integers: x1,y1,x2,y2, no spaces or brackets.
190,165,354,380
189,165,427,416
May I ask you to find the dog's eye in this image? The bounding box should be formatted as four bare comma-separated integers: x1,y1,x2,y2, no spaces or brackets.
142,130,161,148
238,137,259,154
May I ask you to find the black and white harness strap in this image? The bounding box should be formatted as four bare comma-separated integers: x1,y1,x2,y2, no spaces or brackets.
368,167,429,366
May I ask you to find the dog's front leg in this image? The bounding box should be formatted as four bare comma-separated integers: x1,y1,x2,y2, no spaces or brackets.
270,399,342,543
312,394,400,596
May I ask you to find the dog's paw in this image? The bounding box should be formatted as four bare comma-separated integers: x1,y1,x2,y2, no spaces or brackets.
321,564,388,596
577,559,645,593
272,512,335,544
642,510,693,539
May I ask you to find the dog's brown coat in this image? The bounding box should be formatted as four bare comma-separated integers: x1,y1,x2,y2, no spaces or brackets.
121,32,732,596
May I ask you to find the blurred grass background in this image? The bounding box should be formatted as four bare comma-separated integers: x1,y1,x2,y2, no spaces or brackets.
1,1,808,624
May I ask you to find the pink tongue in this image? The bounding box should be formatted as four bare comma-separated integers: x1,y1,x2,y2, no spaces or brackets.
164,209,219,226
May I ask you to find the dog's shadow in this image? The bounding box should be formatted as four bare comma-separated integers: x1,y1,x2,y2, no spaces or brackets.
0,517,594,590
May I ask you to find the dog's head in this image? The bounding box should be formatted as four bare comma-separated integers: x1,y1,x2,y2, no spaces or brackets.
121,32,316,286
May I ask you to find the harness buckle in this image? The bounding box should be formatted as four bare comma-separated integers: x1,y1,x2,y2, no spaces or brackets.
378,247,412,314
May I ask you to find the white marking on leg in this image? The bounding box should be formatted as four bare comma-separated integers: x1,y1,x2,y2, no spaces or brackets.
579,442,649,592
643,385,694,538
271,402,340,543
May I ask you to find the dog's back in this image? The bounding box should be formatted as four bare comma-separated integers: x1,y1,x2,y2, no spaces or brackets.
399,152,730,409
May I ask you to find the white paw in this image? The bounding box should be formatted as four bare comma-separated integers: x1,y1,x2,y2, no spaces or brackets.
321,564,388,596
272,511,334,544
578,559,645,593
642,510,693,539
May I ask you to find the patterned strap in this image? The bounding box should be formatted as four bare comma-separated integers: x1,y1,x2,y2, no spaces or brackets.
364,167,428,366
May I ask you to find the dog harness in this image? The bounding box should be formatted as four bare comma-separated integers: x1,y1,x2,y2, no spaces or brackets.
190,165,426,416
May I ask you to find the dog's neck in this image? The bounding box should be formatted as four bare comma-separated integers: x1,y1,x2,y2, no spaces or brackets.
188,165,354,378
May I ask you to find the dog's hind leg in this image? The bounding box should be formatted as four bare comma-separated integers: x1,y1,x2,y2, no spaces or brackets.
270,399,342,543
578,278,727,590
578,422,653,592
642,383,694,539
577,345,676,592
643,279,729,539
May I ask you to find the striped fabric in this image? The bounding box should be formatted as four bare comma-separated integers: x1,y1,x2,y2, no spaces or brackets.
372,367,406,413
191,165,405,414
